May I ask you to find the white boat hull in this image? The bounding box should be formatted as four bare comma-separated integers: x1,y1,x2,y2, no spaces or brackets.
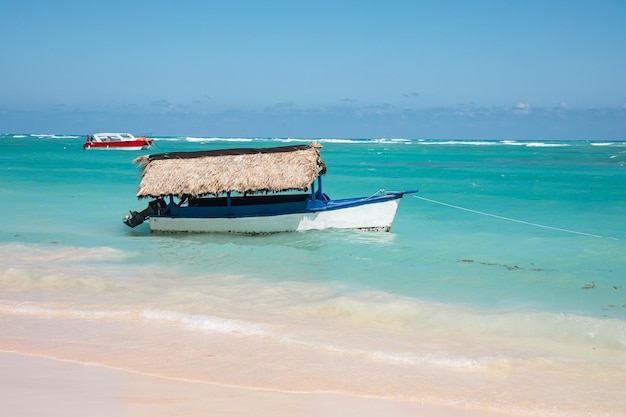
149,199,400,234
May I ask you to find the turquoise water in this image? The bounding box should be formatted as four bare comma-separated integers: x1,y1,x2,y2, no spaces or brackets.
2,135,624,318
2,134,626,415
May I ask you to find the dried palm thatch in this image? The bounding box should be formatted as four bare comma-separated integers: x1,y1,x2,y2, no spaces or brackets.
133,142,327,198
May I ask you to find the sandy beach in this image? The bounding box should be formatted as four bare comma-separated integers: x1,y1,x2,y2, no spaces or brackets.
1,351,514,417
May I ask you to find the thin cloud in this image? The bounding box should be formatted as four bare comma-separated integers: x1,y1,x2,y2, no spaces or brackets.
150,99,171,108
266,101,296,110
513,102,531,115
150,99,180,113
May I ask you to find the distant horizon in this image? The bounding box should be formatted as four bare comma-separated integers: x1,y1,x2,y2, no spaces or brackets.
3,132,625,142
2,103,625,141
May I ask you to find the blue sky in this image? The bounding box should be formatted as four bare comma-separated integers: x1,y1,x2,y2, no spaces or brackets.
1,0,625,139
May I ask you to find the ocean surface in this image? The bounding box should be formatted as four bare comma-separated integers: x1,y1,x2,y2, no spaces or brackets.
1,134,625,416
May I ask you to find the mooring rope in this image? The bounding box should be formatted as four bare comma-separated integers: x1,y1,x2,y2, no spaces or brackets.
413,195,620,240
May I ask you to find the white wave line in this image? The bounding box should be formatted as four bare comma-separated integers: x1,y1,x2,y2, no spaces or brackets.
414,196,620,240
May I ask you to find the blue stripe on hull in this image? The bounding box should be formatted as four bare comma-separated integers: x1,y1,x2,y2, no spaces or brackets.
153,192,406,219
148,191,414,234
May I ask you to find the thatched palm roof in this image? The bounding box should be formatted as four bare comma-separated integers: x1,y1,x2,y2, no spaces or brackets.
133,142,327,198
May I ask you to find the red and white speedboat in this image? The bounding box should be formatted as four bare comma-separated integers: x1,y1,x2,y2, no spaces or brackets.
84,133,153,150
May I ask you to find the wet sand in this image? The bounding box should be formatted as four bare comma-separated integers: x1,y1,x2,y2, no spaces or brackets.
1,351,511,417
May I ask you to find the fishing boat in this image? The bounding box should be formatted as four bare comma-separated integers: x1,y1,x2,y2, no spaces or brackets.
84,133,153,150
123,143,416,234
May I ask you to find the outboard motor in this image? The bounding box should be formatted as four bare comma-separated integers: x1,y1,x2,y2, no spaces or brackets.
123,198,166,228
